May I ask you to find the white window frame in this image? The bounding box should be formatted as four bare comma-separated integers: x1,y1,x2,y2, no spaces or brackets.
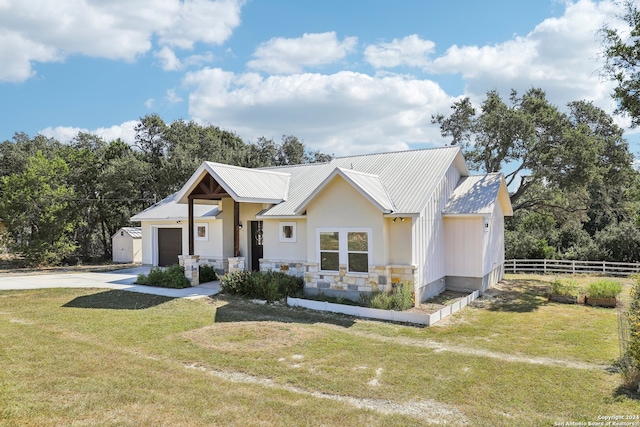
195,223,209,241
279,222,297,243
317,228,372,274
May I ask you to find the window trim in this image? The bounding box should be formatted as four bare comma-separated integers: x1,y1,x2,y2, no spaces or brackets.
317,227,372,273
195,223,208,241
279,221,297,243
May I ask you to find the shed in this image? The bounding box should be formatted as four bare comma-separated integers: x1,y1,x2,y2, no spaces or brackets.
112,227,142,263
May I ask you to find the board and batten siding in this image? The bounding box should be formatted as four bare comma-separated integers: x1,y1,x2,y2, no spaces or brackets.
483,200,505,276
413,163,461,301
444,217,483,277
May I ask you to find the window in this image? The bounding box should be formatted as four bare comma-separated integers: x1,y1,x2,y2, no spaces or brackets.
347,232,368,273
320,231,340,271
318,228,371,273
195,223,208,241
279,222,297,242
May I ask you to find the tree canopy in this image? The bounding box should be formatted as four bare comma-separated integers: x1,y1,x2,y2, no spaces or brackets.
433,88,640,261
0,115,332,265
601,0,640,126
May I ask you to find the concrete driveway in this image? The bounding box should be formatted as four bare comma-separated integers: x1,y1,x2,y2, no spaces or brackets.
0,266,221,299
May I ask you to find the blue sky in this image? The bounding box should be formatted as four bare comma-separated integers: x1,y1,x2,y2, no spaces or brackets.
0,0,634,156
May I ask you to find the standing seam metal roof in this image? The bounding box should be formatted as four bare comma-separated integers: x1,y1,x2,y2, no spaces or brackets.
260,146,466,216
442,174,505,215
131,192,221,221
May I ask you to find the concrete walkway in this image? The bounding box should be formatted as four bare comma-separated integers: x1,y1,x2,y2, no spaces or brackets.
0,266,221,299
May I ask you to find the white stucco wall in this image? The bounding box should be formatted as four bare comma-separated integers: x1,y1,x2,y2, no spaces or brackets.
193,220,223,258
305,175,385,266
262,219,307,261
386,217,412,265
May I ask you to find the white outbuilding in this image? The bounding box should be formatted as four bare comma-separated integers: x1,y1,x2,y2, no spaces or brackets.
112,227,142,264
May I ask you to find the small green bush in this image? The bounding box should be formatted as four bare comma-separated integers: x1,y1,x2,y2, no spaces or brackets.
367,282,414,311
199,264,218,283
549,278,579,296
220,270,303,302
136,265,191,289
587,280,622,299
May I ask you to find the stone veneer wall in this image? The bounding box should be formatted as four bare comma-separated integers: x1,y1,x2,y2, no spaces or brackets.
259,258,418,295
197,257,229,276
178,255,200,286
259,259,306,277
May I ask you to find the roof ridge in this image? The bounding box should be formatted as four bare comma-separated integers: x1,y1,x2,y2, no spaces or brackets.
333,145,457,161
259,146,458,170
207,161,292,176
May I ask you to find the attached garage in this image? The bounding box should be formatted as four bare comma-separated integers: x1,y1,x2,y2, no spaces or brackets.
130,192,222,266
157,228,182,266
112,227,142,263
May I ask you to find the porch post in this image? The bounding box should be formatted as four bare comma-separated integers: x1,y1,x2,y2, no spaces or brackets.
188,196,194,255
234,200,240,256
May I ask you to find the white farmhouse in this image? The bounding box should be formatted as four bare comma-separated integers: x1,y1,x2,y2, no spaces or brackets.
131,147,512,304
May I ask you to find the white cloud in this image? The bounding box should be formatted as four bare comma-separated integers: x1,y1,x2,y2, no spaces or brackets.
0,0,244,82
154,46,182,71
247,32,358,74
157,0,243,49
153,47,215,71
184,68,452,155
428,0,620,113
145,98,155,109
166,89,183,105
39,121,138,145
364,34,435,69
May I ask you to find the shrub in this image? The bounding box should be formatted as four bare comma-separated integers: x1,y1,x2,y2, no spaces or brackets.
549,278,579,296
220,270,303,302
587,280,622,299
367,282,414,311
625,277,640,392
199,264,218,283
136,265,191,289
369,291,393,310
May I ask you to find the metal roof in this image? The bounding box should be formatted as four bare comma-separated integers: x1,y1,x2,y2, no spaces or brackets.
442,174,512,216
175,161,290,204
261,146,467,216
131,192,221,221
114,227,142,239
294,167,395,214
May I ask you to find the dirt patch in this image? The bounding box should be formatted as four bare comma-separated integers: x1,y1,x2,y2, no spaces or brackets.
182,321,326,351
186,363,469,424
409,290,470,315
318,324,609,371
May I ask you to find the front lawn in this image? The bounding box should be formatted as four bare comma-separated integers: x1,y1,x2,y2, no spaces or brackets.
0,275,637,426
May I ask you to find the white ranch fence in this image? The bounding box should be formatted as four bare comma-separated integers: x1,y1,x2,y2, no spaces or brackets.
506,259,640,276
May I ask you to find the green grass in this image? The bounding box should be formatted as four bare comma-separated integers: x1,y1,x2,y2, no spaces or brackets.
0,275,638,426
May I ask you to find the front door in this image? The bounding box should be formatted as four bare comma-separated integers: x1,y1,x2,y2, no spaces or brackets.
250,221,263,271
157,228,182,266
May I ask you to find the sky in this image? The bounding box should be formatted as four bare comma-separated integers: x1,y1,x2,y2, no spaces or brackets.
0,0,637,158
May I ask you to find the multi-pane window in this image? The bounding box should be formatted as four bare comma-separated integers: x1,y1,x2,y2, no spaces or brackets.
318,229,371,273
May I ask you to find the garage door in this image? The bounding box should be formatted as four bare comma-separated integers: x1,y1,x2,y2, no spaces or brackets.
157,228,182,266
